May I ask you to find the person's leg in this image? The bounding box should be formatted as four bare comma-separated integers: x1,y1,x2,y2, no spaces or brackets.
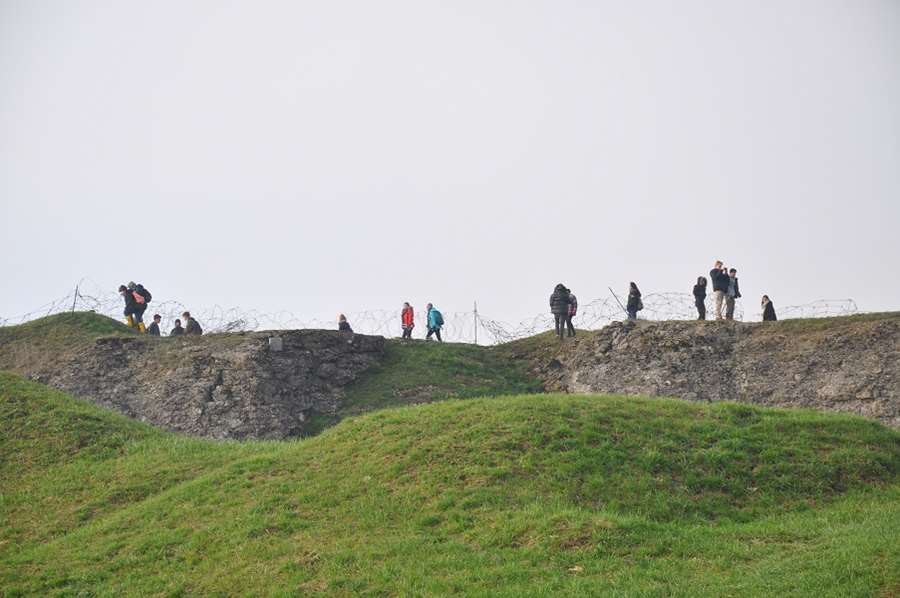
725,297,735,320
697,300,706,321
426,327,434,340
714,291,724,319
627,309,636,320
554,314,562,337
435,328,442,342
566,315,575,336
134,306,146,332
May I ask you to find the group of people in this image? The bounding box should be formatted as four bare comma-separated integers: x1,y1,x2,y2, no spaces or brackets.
118,282,203,337
550,259,778,339
336,302,445,340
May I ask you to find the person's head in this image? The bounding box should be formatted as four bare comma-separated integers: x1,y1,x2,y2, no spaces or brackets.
697,276,706,286
127,281,136,290
153,314,161,323
714,260,723,268
338,314,346,322
761,295,770,305
426,303,433,310
174,319,182,327
555,283,565,292
118,284,127,294
182,311,191,319
403,302,410,308
629,282,638,291
729,268,737,277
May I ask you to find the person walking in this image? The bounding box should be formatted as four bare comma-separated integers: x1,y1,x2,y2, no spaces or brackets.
182,311,203,335
549,284,570,338
725,268,741,320
401,302,415,340
338,314,353,332
146,314,162,336
626,282,642,320
118,284,146,331
425,303,444,342
169,319,184,336
709,261,730,320
566,289,578,337
693,277,707,320
762,295,777,321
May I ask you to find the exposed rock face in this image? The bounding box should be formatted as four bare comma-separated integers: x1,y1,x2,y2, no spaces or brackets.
30,331,385,439
533,318,900,427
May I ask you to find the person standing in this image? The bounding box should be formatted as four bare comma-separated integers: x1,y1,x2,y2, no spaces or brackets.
425,303,444,342
725,268,741,320
709,261,730,320
338,314,353,332
169,319,185,336
762,295,777,321
401,302,414,340
146,314,162,336
693,277,707,321
566,289,578,337
549,284,570,338
118,284,145,331
182,311,203,335
626,282,642,320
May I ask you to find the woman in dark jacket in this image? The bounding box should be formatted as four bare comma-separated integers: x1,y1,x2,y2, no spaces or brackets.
762,295,777,321
549,283,570,338
626,282,642,320
693,277,707,320
338,314,353,332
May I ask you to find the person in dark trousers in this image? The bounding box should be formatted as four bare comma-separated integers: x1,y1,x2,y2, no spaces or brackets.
127,281,152,330
566,288,578,337
425,303,444,342
401,302,414,339
338,314,353,332
146,314,162,336
762,295,777,321
182,311,203,335
170,319,184,336
549,284,570,338
626,282,642,320
725,268,741,320
118,284,146,331
693,277,707,320
710,260,730,320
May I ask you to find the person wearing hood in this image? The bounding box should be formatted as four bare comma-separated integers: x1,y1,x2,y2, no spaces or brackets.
693,277,707,320
762,295,777,321
425,303,444,342
549,284,570,338
626,282,642,320
338,314,353,332
169,319,184,336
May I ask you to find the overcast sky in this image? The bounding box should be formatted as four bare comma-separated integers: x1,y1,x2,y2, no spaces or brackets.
2,0,898,325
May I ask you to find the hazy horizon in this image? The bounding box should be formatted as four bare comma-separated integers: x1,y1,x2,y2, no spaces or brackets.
3,1,899,328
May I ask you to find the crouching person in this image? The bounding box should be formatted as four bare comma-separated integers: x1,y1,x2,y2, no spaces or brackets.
182,311,203,335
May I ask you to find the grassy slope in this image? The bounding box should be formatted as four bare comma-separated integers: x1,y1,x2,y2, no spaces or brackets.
3,373,899,596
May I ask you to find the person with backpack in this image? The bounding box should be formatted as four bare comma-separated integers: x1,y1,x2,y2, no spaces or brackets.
118,283,146,332
693,276,707,320
565,288,578,337
762,295,777,321
549,283,570,338
182,311,203,336
401,302,415,340
709,261,730,320
425,303,444,342
338,314,353,332
626,282,642,320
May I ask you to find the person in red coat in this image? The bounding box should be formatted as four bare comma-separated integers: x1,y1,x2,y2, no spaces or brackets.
401,302,415,339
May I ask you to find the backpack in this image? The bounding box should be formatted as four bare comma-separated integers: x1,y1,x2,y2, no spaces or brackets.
135,284,152,303
132,291,145,305
637,298,644,311
434,310,444,327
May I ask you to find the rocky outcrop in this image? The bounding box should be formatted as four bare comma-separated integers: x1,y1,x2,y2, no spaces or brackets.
532,317,900,427
28,330,385,439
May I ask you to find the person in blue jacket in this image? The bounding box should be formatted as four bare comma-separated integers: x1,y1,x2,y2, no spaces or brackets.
426,303,444,342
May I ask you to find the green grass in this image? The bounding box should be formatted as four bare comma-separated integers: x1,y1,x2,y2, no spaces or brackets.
2,372,899,596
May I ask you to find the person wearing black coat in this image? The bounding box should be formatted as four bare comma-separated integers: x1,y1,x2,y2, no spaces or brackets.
182,311,203,336
146,314,162,336
693,277,707,320
170,319,184,336
762,295,777,321
549,284,571,338
626,282,642,320
725,268,741,321
338,314,353,332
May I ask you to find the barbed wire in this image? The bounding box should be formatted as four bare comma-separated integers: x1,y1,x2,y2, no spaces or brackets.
0,279,861,345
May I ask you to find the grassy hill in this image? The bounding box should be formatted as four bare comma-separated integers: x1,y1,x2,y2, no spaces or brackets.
3,372,899,596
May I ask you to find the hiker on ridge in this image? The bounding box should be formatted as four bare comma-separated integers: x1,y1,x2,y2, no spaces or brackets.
693,276,707,321
725,268,741,320
549,284,570,338
169,319,184,336
338,314,353,332
425,303,444,342
182,311,203,336
710,261,730,320
566,288,578,337
626,282,642,321
118,284,146,332
401,302,414,340
146,314,162,336
762,295,777,321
